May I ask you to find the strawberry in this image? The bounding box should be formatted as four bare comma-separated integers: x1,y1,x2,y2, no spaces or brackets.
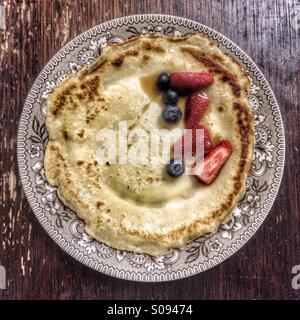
193,140,233,184
173,125,213,157
170,72,214,95
185,93,209,129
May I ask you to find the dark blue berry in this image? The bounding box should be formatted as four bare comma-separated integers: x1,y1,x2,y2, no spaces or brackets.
167,158,185,177
164,89,179,104
156,72,170,91
162,105,182,123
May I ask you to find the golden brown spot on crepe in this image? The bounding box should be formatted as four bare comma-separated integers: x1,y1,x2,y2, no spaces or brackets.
52,169,61,179
53,94,66,116
85,75,100,101
146,176,154,183
112,57,124,67
218,105,225,112
86,163,92,174
211,53,224,63
100,105,108,111
181,47,241,97
233,102,253,168
64,84,76,94
77,160,84,165
77,129,84,138
52,84,77,116
167,35,190,42
111,49,139,67
143,54,150,61
63,130,68,140
96,201,104,209
143,42,165,53
57,153,65,162
86,113,96,122
144,42,151,50
77,76,101,104
86,104,101,123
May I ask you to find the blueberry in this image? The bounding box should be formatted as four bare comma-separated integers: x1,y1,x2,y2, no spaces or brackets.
156,72,170,91
162,105,182,123
164,89,179,104
167,158,185,177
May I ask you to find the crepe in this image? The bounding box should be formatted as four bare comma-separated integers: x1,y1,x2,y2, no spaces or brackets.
44,34,254,256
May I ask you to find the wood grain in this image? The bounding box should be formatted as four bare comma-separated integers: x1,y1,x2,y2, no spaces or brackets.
0,0,299,299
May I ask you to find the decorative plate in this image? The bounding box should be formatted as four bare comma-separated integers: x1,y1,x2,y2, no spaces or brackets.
17,14,285,282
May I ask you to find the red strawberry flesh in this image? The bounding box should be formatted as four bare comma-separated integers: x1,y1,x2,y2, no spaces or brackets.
170,72,214,95
185,93,209,129
193,140,233,184
173,125,213,157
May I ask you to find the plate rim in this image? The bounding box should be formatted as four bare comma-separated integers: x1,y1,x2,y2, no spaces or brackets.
17,13,286,282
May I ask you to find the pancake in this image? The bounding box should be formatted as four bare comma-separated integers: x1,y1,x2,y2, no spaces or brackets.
44,34,254,256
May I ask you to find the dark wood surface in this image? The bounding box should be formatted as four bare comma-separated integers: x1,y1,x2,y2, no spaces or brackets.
0,0,299,300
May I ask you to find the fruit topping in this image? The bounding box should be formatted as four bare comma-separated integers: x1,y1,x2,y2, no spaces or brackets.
173,125,213,157
156,72,170,91
162,104,182,123
166,158,185,177
163,89,179,105
185,93,209,129
192,140,233,184
170,72,214,95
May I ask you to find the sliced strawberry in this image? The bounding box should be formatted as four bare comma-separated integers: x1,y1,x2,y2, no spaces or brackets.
201,127,213,154
173,125,213,157
193,140,233,184
170,72,214,95
185,93,209,129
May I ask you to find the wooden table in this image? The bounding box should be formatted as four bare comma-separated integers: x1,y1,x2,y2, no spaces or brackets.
0,0,299,300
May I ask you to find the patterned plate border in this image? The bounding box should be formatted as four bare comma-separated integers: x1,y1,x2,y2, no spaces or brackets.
17,14,285,282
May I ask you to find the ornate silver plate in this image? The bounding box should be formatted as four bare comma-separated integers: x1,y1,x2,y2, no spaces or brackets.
17,14,285,282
